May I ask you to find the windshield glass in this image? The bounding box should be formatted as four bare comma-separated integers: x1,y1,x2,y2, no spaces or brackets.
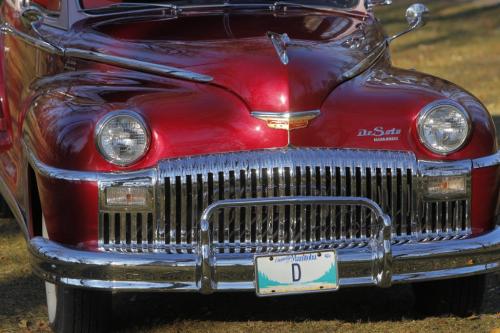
80,0,360,11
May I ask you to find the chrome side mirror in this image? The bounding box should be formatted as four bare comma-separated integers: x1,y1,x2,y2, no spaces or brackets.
366,0,393,10
21,7,44,31
388,3,429,43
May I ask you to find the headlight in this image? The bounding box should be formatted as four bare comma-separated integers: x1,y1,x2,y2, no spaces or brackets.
417,100,471,155
95,111,150,166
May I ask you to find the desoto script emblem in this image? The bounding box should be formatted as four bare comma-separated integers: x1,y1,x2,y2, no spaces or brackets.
358,127,402,142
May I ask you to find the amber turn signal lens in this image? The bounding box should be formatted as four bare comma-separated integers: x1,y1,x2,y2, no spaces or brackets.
425,175,466,199
104,186,152,208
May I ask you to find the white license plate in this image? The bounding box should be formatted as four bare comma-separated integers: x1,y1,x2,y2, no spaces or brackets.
255,250,338,296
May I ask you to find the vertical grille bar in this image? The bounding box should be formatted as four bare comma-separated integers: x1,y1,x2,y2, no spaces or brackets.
360,166,367,240
319,166,327,245
234,171,241,252
290,166,298,248
401,169,408,236
300,167,308,248
255,169,263,252
244,169,252,252
119,213,126,249
278,167,286,250
131,213,137,249
180,177,188,252
390,168,397,238
370,168,378,238
339,165,347,241
190,175,198,250
349,166,356,239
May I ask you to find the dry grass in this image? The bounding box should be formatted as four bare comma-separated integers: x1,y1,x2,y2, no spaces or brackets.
379,0,500,115
1,0,499,332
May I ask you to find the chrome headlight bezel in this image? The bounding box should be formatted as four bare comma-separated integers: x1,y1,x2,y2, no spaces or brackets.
417,100,472,155
95,110,151,167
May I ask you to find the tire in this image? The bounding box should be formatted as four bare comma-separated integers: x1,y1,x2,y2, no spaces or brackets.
413,274,486,317
42,218,112,333
0,194,12,218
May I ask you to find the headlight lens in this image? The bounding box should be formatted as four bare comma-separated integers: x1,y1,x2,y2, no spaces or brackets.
96,111,150,166
417,101,471,155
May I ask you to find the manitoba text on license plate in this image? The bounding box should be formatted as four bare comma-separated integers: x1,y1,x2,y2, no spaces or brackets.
255,250,338,296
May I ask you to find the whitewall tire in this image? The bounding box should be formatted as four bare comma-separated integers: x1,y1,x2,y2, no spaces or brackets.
41,216,112,332
42,217,58,324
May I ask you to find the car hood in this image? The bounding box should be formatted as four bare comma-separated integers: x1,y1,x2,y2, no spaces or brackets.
63,11,385,111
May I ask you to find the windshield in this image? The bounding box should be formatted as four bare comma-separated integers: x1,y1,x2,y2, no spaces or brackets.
80,0,361,11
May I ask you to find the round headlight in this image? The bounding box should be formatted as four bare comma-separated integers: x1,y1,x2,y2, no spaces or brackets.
417,101,471,155
95,111,150,166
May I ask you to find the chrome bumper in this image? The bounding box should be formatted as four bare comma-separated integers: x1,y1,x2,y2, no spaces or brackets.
29,195,500,293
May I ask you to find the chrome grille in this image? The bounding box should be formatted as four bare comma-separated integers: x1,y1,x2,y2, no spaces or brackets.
100,211,154,251
99,149,471,252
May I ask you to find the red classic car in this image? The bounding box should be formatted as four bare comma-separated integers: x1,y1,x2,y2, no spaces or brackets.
0,0,499,331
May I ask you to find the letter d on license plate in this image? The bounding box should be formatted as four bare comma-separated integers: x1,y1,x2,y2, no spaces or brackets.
255,250,338,296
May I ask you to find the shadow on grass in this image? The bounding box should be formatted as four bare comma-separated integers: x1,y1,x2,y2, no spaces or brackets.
0,218,24,237
111,274,499,331
0,273,46,318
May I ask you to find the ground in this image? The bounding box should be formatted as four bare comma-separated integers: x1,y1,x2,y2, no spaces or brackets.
0,0,499,332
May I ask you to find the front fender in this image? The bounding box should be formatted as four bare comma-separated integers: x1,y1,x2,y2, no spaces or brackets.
291,64,497,161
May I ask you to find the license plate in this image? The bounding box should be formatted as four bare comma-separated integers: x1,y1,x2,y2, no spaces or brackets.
255,250,338,296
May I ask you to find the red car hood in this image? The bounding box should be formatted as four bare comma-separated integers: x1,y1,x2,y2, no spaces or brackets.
64,11,383,111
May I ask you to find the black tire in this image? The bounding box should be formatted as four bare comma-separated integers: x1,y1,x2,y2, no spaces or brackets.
0,194,12,218
50,285,112,333
413,274,486,317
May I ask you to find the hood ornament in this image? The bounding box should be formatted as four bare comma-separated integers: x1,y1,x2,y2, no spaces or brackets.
267,31,291,65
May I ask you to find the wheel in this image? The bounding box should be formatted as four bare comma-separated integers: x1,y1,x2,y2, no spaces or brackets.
413,274,486,317
42,217,112,333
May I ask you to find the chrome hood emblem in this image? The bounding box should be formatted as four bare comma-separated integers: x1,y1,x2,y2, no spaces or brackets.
267,31,291,65
252,110,320,131
252,110,321,146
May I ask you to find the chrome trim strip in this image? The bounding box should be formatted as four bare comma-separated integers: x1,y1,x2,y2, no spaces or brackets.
29,226,500,292
0,23,213,83
341,41,387,80
251,110,321,121
472,151,500,169
24,142,156,183
0,23,63,55
65,48,213,83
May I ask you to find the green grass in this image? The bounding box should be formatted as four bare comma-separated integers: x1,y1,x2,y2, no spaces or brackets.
1,1,499,332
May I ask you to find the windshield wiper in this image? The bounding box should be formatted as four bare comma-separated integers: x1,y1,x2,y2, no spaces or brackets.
80,1,365,18
79,2,181,15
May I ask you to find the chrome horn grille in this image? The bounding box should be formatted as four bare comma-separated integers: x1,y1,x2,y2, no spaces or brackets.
99,149,471,252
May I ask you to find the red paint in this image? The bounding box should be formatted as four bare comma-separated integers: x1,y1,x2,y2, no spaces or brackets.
32,0,61,11
0,35,11,151
35,173,99,248
471,165,500,234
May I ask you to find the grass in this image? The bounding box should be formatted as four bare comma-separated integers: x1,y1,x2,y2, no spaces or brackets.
1,0,499,332
377,0,500,115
